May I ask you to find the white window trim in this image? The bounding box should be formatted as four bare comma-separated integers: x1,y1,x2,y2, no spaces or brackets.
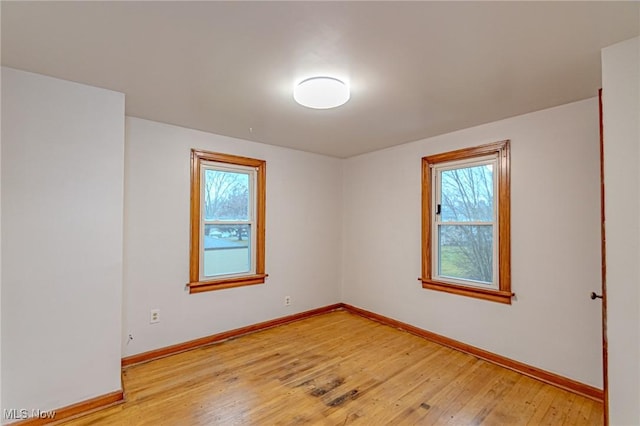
431,154,499,290
199,161,258,281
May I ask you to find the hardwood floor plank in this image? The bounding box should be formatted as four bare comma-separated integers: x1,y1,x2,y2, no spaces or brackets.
59,311,603,426
525,386,567,425
423,361,503,424
479,375,545,425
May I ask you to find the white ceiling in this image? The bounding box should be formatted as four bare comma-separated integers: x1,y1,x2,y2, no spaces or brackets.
2,2,638,158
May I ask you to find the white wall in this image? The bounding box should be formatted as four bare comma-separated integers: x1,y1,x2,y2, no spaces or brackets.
602,37,640,425
0,39,3,418
122,118,342,356
1,68,124,418
342,98,603,388
0,64,611,416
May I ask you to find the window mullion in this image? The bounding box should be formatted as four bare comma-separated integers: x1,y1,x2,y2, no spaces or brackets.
432,167,441,283
430,152,498,289
190,149,266,294
438,221,493,226
421,140,511,304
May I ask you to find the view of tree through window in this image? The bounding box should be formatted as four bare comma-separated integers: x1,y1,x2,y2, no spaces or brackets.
438,164,494,283
204,170,249,222
202,168,252,277
190,149,266,293
421,140,511,304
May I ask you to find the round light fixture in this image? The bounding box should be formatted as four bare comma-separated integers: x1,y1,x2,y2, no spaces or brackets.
293,77,350,109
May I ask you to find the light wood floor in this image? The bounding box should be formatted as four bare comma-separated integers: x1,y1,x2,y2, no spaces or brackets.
61,311,603,425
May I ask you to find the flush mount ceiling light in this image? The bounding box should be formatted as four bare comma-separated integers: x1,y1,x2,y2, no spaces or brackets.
294,77,350,109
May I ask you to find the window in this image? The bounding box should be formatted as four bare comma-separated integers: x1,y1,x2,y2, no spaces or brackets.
189,150,266,293
421,140,512,304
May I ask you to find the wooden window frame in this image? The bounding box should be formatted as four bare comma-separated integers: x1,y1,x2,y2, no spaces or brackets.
188,149,266,294
420,140,512,304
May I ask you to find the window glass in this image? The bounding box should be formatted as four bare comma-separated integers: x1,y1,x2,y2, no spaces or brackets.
438,224,493,284
440,164,493,223
203,224,251,277
420,140,511,304
189,150,266,293
204,169,250,221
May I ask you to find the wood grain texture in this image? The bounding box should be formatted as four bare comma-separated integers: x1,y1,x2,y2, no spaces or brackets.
189,149,201,286
343,303,603,402
60,310,601,426
421,155,433,293
420,279,514,304
598,87,609,425
9,391,123,426
121,304,343,367
188,274,268,293
420,140,512,304
188,149,266,293
498,139,511,298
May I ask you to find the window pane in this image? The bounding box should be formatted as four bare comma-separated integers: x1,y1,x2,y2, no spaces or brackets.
203,224,251,277
204,169,250,221
438,225,493,284
440,164,493,222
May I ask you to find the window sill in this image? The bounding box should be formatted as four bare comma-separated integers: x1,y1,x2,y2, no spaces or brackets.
419,278,513,304
189,274,268,294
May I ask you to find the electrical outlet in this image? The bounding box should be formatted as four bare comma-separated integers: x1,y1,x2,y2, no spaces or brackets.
150,309,160,324
284,296,291,306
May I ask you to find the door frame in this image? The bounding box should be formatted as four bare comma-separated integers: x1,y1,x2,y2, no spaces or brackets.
599,88,609,425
